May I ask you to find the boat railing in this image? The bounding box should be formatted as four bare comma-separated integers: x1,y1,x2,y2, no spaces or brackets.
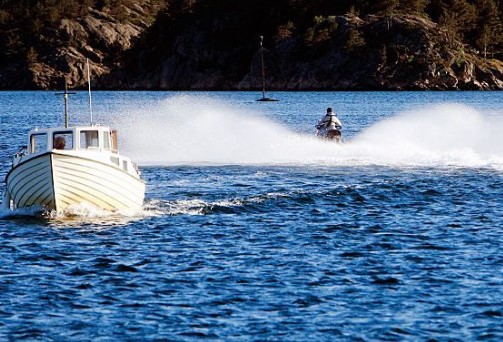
15,146,27,157
132,162,140,175
11,146,28,167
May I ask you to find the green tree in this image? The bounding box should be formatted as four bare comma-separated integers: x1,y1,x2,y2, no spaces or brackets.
439,0,477,42
170,0,196,16
397,0,429,15
344,27,366,52
26,46,38,64
474,0,503,58
372,0,399,15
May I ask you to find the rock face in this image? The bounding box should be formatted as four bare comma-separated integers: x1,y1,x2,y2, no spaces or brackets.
37,8,150,89
1,10,502,90
102,13,503,90
0,5,154,89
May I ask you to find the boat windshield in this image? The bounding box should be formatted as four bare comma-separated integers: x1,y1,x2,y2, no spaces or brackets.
30,133,47,153
53,132,73,150
80,130,99,149
103,131,111,150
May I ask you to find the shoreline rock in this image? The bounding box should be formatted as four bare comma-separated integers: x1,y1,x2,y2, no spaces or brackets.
1,11,501,91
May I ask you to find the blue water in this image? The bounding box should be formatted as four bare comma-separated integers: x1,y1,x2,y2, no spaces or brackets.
1,91,503,340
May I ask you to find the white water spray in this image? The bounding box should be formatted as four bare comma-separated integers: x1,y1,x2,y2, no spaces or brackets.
347,103,503,168
119,95,335,165
117,95,503,169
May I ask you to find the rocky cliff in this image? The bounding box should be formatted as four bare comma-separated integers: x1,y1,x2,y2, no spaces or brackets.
0,3,159,89
103,13,502,90
1,7,502,90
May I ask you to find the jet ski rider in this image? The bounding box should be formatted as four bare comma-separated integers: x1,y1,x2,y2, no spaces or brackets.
316,107,342,133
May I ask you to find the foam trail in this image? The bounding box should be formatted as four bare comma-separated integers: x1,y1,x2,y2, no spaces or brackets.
117,95,503,169
347,103,503,168
119,95,335,165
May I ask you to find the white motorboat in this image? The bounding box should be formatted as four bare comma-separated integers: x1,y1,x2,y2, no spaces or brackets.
3,125,145,213
2,64,145,213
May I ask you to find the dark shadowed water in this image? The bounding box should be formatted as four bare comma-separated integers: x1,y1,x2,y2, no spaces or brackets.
1,91,503,340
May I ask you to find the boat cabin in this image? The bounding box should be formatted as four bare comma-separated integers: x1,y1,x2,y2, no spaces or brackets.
28,126,118,154
12,125,140,176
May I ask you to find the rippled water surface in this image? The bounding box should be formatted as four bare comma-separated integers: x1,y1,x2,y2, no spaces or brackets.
1,91,503,340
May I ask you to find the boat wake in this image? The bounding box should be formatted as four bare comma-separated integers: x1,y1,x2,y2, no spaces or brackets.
117,95,503,170
142,198,236,216
0,202,147,223
142,192,288,217
0,205,46,219
0,198,246,221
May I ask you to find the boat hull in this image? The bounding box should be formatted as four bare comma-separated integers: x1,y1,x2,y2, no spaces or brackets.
5,152,145,212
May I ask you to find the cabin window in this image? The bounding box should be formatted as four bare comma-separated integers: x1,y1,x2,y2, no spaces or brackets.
103,131,111,150
53,132,73,150
80,130,99,149
111,130,118,152
110,156,119,166
30,133,47,153
123,160,128,171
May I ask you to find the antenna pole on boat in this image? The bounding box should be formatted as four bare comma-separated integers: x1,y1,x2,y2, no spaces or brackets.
56,80,76,128
259,35,266,100
86,58,93,125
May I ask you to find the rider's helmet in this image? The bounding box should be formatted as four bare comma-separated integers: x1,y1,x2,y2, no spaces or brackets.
327,107,334,116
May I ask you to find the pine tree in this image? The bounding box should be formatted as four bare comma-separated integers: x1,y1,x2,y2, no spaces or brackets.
26,46,38,65
439,0,477,42
169,0,196,16
474,0,503,58
344,27,366,52
397,0,429,15
372,0,399,15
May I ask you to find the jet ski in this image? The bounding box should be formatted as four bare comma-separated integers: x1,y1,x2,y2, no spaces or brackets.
316,117,342,143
